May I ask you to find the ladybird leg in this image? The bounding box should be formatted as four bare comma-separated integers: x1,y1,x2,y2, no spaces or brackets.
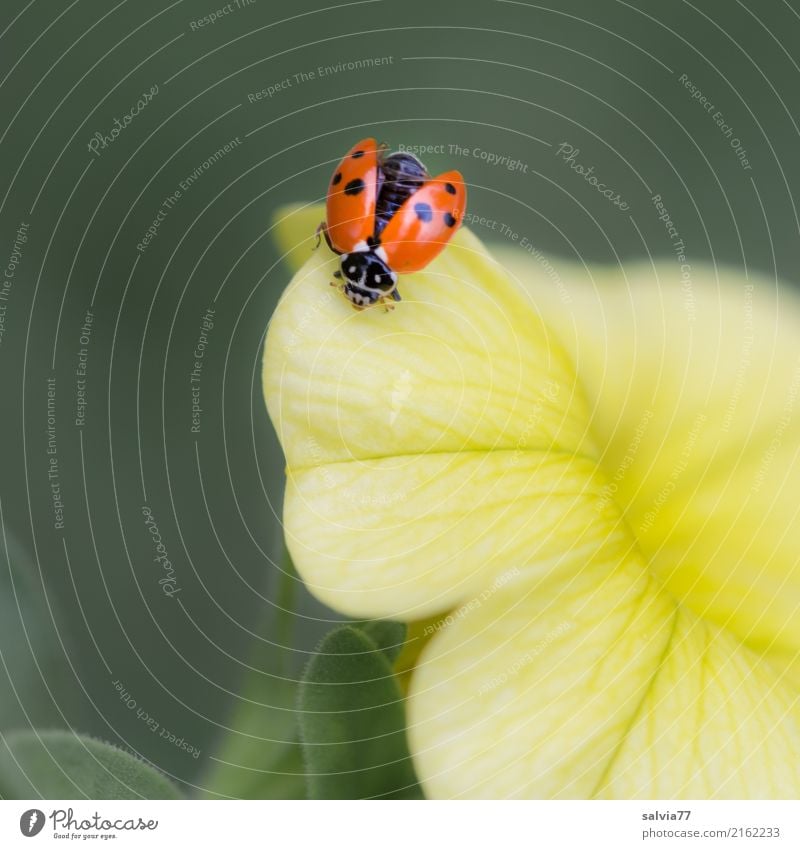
329,279,348,300
391,289,402,302
315,222,337,252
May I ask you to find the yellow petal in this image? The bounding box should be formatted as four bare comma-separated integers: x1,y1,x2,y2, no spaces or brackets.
408,560,800,798
285,450,631,619
596,612,800,798
494,249,800,657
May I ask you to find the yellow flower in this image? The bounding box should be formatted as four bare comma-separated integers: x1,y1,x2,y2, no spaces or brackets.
263,203,800,798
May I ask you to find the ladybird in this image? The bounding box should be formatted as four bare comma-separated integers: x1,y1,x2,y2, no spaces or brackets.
317,138,467,309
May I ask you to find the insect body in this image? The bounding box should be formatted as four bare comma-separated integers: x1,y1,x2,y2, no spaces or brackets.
319,138,467,309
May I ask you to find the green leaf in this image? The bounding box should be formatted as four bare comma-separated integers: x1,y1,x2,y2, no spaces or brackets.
0,730,182,799
351,620,407,664
298,622,423,799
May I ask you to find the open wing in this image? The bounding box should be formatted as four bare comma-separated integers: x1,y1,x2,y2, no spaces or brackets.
378,170,466,273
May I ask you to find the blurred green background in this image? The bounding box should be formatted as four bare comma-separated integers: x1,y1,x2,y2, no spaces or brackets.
0,0,797,796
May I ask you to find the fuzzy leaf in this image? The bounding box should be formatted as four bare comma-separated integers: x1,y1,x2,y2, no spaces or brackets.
351,620,407,664
0,730,182,799
298,623,422,799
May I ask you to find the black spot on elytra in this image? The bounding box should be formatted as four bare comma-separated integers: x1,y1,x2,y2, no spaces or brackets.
352,149,365,158
444,212,457,227
444,182,456,194
414,202,433,222
344,178,365,195
331,172,342,185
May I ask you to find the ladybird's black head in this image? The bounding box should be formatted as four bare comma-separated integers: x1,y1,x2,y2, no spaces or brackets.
339,250,398,307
